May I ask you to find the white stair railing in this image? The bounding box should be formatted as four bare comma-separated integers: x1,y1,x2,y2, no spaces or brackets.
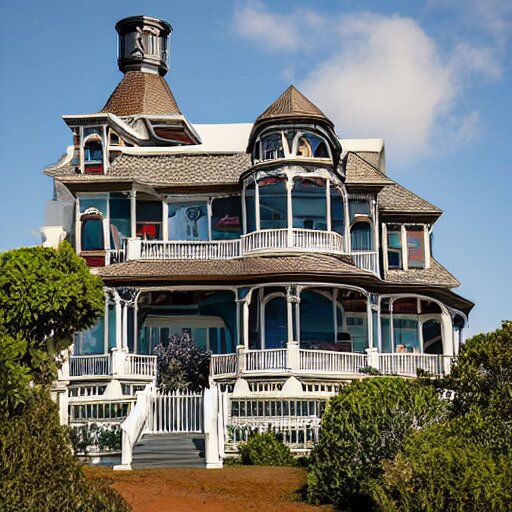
116,383,155,469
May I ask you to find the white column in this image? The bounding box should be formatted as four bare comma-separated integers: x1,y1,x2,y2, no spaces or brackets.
286,178,293,247
162,200,169,241
122,303,128,351
114,291,123,350
326,181,331,232
75,197,81,253
440,309,454,375
401,225,408,270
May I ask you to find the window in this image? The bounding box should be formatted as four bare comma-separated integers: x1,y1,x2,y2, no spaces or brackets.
211,197,241,240
81,214,104,251
245,182,256,233
258,177,288,229
330,187,344,235
292,177,327,230
406,226,425,268
346,316,368,352
394,318,420,352
137,200,162,240
168,202,208,241
264,296,287,349
109,193,130,247
296,132,329,158
300,290,334,343
351,222,373,251
75,319,105,355
84,141,102,163
261,133,285,160
387,228,402,269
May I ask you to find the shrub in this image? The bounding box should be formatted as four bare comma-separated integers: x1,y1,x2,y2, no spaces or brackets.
306,377,447,510
370,424,512,512
239,431,295,466
155,333,211,392
0,390,130,512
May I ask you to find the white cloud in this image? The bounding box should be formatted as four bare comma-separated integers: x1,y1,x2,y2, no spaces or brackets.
232,3,507,163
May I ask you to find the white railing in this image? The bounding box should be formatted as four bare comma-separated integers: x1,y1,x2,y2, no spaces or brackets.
124,354,157,377
228,417,321,448
245,349,287,372
211,353,237,376
119,384,155,468
148,389,204,434
241,229,289,253
292,229,343,252
379,353,452,377
351,250,379,274
141,239,240,260
69,355,111,377
299,349,368,374
106,248,126,265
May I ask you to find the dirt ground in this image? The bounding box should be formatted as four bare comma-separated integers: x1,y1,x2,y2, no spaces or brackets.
86,466,334,512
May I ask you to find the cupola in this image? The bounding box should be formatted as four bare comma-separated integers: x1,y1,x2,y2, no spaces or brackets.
248,85,342,167
116,15,172,76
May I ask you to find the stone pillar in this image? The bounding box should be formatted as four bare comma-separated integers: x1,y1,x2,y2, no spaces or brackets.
366,347,379,371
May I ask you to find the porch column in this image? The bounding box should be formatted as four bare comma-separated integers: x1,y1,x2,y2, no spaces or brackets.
286,286,301,371
286,179,293,247
440,308,454,375
114,291,123,350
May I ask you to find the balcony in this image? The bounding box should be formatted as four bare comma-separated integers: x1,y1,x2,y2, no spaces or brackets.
124,229,379,274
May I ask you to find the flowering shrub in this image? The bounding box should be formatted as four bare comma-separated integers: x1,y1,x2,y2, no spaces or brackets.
154,333,211,392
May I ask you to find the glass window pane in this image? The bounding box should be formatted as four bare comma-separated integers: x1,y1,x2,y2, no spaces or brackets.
262,133,284,160
265,296,287,349
259,177,288,230
300,290,334,344
81,218,104,250
351,222,372,251
137,201,162,240
79,195,108,215
75,319,105,354
394,318,420,352
292,177,327,230
330,187,344,235
211,197,241,240
406,227,425,269
349,198,371,222
387,230,402,269
245,183,256,233
109,194,131,239
168,202,208,241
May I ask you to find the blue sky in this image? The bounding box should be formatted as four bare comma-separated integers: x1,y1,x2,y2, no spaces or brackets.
0,0,510,336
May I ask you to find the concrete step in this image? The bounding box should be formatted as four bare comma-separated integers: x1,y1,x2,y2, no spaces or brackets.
132,433,206,469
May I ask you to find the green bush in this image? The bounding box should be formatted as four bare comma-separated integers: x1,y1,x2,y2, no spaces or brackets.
370,424,512,512
0,390,131,512
307,377,447,510
239,431,295,466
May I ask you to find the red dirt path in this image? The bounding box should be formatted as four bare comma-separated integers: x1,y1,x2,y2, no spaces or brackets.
86,466,333,512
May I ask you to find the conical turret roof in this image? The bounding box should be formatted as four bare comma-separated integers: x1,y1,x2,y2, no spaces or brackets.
255,85,332,126
101,71,181,117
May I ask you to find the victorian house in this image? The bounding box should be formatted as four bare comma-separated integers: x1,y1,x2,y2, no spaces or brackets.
43,16,473,468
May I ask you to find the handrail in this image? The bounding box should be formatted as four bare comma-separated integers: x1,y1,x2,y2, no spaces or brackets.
118,383,155,468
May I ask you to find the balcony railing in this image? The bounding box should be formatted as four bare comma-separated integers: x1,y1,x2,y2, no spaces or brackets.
299,349,368,374
69,355,111,377
351,250,379,275
141,239,241,260
124,354,158,377
378,353,452,377
244,349,287,372
211,353,238,376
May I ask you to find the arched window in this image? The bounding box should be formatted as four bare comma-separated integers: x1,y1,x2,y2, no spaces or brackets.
261,133,285,160
245,182,256,233
264,296,287,349
84,140,103,163
351,221,373,251
330,186,344,235
423,319,442,354
81,209,104,251
293,131,331,159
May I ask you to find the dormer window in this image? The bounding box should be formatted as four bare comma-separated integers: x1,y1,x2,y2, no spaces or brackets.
387,226,402,269
386,224,427,270
83,136,104,174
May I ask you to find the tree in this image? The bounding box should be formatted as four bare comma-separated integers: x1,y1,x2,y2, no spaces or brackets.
154,333,211,392
306,377,447,510
0,242,104,385
446,320,512,453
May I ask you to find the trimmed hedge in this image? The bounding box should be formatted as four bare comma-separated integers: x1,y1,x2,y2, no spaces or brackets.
0,390,131,512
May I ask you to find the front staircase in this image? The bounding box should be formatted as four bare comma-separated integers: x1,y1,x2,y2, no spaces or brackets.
131,433,206,469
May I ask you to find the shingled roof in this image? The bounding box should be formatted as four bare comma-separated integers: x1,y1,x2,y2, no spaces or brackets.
101,71,181,116
383,259,459,288
96,254,372,282
107,152,251,186
345,152,393,186
255,85,332,126
378,183,442,216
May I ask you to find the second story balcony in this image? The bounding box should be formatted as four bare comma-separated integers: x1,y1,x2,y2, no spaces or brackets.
124,230,380,275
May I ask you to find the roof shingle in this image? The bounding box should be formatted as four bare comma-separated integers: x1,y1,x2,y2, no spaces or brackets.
102,71,181,116
383,259,459,288
378,183,442,215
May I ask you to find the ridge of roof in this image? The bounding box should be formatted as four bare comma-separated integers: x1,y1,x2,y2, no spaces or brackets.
101,71,181,116
255,85,331,125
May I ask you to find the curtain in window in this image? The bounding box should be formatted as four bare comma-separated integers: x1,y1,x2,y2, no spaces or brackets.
351,222,372,250
81,217,104,250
